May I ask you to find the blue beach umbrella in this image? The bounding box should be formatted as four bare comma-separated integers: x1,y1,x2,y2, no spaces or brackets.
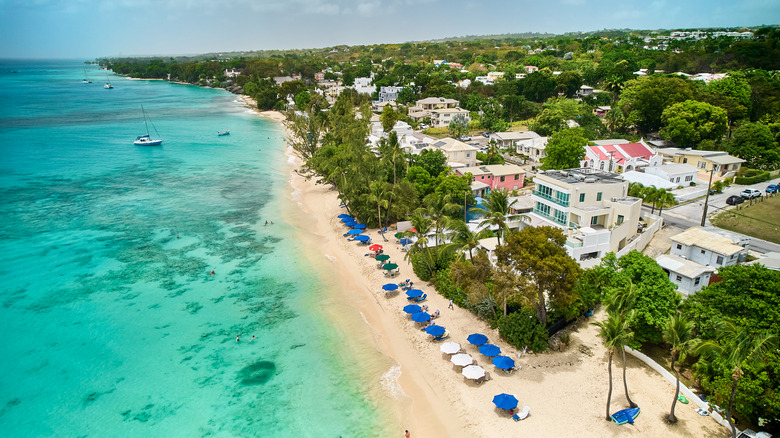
383,283,399,291
338,214,353,219
341,217,355,223
467,333,488,346
353,223,367,229
492,393,519,411
493,355,516,370
479,344,501,357
344,220,358,227
403,304,422,314
347,229,364,235
405,289,423,298
424,325,446,336
399,238,412,245
355,235,370,242
411,312,431,322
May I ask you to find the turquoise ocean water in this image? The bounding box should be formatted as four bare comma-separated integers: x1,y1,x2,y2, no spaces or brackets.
0,60,387,437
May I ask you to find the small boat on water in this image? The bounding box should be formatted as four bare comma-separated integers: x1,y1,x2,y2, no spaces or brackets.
218,130,230,136
104,75,113,89
82,67,92,84
134,105,163,146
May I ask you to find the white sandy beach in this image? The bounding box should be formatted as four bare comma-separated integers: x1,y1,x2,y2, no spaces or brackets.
247,99,729,438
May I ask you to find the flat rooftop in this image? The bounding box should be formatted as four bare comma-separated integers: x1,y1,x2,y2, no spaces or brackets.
538,168,624,184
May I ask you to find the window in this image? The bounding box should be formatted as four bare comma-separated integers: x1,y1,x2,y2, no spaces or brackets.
685,175,693,182
617,215,624,225
579,193,585,202
682,158,688,163
694,277,701,286
466,152,471,158
717,255,724,264
698,161,706,169
701,249,706,254
554,209,567,224
514,174,519,180
675,177,680,183
676,275,682,281
676,244,682,250
500,176,505,182
591,216,598,225
596,192,602,201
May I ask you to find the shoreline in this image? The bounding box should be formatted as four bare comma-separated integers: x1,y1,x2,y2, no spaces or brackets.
246,97,728,437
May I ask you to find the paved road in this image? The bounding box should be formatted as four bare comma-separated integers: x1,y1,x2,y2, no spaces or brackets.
659,176,780,254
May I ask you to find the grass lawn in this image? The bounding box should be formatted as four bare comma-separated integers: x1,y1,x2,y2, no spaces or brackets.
711,194,780,244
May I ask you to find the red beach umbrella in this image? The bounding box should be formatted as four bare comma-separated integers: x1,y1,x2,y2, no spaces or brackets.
369,244,383,251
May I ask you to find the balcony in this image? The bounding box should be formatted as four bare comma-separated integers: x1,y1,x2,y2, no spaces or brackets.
532,190,569,207
532,207,567,226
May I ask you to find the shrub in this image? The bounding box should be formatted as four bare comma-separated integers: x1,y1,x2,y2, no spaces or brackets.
410,252,433,281
497,308,549,352
434,268,469,308
735,170,771,185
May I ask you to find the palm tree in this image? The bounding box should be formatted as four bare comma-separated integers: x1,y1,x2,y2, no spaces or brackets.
642,186,659,214
446,219,490,261
593,312,635,421
404,211,435,276
604,281,639,409
662,314,697,424
485,140,501,165
368,181,391,228
627,182,645,198
697,321,778,438
655,189,677,217
473,189,526,245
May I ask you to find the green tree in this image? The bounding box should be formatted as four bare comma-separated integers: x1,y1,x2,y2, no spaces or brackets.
473,189,524,245
495,226,581,326
726,122,780,169
604,281,639,408
541,128,588,170
662,314,697,424
593,312,635,421
368,181,391,228
448,113,469,139
655,189,677,216
697,322,777,438
404,166,435,199
618,76,696,135
529,108,566,136
660,100,728,147
413,149,448,178
380,105,399,133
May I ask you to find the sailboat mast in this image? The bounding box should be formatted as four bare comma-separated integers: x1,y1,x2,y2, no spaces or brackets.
141,105,150,135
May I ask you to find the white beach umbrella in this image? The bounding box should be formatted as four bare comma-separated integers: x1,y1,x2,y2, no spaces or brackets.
451,353,474,367
440,342,461,355
462,365,486,380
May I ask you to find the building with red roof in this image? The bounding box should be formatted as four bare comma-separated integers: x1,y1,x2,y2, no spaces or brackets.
580,140,661,172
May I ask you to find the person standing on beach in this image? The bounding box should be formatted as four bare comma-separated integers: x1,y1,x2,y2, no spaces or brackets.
448,299,454,310
405,430,410,438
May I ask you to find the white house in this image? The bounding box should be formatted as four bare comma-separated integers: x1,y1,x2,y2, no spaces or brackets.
643,163,700,187
670,227,750,267
430,108,471,128
378,86,403,102
656,254,716,296
428,137,479,169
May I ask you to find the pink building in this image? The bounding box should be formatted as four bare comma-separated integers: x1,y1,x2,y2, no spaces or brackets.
457,164,525,197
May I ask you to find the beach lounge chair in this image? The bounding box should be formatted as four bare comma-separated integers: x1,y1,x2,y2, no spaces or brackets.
433,331,450,341
512,406,531,421
414,293,427,303
476,371,492,384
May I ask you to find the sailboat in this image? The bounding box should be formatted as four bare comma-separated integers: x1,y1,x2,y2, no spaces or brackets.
82,67,92,84
104,73,113,89
134,105,163,146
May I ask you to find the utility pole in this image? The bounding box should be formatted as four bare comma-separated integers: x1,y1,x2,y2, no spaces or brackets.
700,167,716,226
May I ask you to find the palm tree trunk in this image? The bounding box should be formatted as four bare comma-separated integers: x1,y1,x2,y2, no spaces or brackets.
668,354,679,424
606,352,614,421
726,376,739,438
621,349,637,408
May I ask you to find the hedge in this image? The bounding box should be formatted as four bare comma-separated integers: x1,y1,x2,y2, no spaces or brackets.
735,170,772,185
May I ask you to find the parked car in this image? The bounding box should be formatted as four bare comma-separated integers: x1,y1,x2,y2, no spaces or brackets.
741,188,762,199
766,184,778,193
726,195,745,205
482,132,492,138
459,136,472,141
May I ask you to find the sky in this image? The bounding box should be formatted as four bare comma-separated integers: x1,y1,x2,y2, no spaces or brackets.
0,0,778,59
